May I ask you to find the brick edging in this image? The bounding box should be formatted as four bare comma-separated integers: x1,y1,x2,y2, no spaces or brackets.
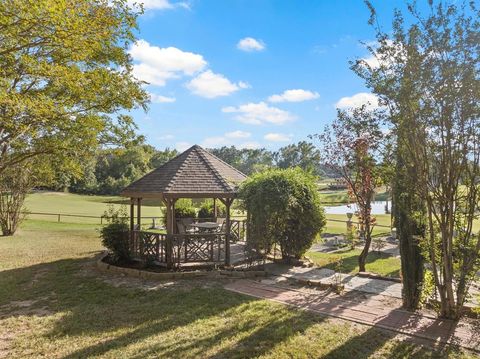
96,252,266,280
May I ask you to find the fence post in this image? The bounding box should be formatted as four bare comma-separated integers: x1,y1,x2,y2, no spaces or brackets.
58,214,61,223
100,216,103,225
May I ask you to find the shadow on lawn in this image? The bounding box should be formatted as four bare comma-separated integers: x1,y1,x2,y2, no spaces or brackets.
0,255,454,358
0,256,321,358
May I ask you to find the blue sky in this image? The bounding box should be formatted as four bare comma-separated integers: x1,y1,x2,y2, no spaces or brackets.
127,0,415,151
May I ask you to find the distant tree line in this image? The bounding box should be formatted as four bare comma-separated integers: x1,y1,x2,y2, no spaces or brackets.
39,140,334,195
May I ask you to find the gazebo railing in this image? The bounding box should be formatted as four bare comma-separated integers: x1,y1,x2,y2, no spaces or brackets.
230,219,246,242
131,230,226,266
131,231,168,262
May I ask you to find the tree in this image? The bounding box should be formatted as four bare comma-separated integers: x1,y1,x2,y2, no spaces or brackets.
274,141,322,176
209,146,274,175
0,0,148,176
239,168,326,262
314,105,384,272
67,145,178,195
353,0,480,318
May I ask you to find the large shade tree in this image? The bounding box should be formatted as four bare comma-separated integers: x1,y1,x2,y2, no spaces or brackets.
353,0,480,318
0,0,148,175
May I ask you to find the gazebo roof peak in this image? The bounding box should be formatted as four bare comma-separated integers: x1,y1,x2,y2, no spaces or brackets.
121,144,247,199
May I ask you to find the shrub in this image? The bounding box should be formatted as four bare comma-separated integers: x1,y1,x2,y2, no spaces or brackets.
100,205,130,263
174,199,197,219
0,163,34,236
239,168,326,262
198,199,226,219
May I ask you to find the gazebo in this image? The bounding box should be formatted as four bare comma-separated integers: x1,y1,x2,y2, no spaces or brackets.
121,145,247,269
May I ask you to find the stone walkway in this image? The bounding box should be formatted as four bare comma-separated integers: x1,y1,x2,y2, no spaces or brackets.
264,263,403,298
225,279,480,352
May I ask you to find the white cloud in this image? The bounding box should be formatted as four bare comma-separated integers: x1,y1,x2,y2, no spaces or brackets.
202,136,229,148
186,70,247,98
237,37,265,52
175,141,191,151
264,133,293,142
335,92,380,111
238,141,261,149
127,0,190,10
129,39,206,86
225,130,251,139
361,54,380,69
158,134,175,140
222,102,296,125
150,93,176,103
201,131,251,148
268,89,320,103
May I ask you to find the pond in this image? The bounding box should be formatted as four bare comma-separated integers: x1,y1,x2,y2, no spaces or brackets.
324,201,390,215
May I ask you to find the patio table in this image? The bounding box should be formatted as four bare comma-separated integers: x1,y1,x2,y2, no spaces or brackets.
188,222,221,231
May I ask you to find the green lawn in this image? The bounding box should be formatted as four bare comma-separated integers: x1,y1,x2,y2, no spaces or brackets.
306,249,401,278
0,220,472,358
24,191,164,224
318,187,390,204
24,191,394,235
323,213,392,237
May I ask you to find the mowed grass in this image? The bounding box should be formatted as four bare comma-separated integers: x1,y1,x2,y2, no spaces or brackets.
24,192,394,235
0,220,472,358
323,213,392,237
306,249,401,278
24,191,164,224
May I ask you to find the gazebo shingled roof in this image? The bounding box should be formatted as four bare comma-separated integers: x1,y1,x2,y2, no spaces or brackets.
121,145,247,199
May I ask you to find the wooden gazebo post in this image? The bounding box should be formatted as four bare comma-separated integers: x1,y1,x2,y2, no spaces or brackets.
130,197,135,235
136,198,142,229
163,197,177,269
221,198,233,266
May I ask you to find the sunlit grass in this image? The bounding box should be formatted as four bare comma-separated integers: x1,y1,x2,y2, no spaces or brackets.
0,220,471,358
306,249,401,278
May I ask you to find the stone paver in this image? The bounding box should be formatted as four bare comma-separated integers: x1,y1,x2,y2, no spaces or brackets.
264,263,403,298
225,279,480,352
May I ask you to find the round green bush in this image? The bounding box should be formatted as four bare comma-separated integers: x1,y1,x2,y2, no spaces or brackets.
100,206,130,263
174,199,196,218
198,199,226,219
239,167,326,261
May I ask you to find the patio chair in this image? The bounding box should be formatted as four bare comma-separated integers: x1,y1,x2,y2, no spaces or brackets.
217,220,226,234
177,220,196,234
181,217,195,227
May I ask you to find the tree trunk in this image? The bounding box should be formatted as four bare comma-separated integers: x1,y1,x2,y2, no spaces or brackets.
394,150,425,310
358,199,372,272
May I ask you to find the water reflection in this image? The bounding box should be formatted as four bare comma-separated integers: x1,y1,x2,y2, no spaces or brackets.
324,201,390,215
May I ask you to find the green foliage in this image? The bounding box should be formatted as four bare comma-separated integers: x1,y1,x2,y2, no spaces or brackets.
274,141,322,176
209,142,328,176
240,168,326,261
68,145,178,195
209,146,275,175
419,270,437,310
355,0,480,319
100,205,130,263
0,0,148,176
174,199,197,219
198,199,226,219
